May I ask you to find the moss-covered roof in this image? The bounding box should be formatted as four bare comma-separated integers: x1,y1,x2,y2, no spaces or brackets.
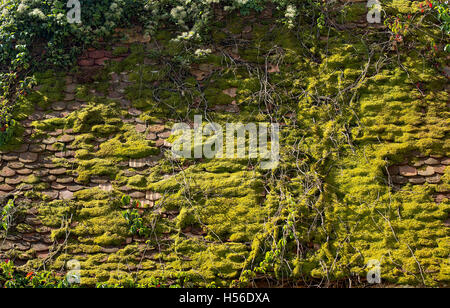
0,1,449,288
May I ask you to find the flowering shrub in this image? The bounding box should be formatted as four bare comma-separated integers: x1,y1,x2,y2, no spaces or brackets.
0,0,148,133
383,0,449,57
145,0,321,39
0,260,71,288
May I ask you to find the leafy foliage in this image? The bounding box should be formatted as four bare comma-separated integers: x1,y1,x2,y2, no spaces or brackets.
0,260,72,288
121,195,149,236
1,198,15,231
432,0,450,51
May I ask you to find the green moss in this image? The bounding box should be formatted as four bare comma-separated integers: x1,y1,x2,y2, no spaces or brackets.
204,88,234,105
26,71,66,109
74,85,92,101
390,0,419,14
129,65,168,83
112,46,129,56
76,158,119,183
337,3,367,23
38,201,74,228
24,175,40,184
96,129,159,159
93,232,125,246
127,174,146,187
33,117,67,131
67,104,121,133
176,207,197,230
16,223,33,233
91,124,119,136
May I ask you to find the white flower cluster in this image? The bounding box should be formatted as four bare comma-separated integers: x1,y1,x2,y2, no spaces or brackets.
56,13,65,22
233,0,250,6
177,31,199,41
17,4,28,14
284,5,297,29
15,0,44,16
29,8,46,20
194,48,212,57
144,0,305,41
170,6,188,27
